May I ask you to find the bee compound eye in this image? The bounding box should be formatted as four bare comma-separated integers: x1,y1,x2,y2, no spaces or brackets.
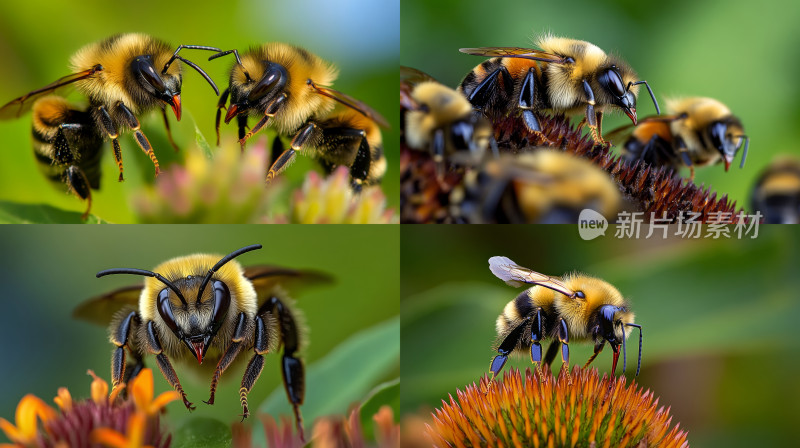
133,55,167,94
211,280,231,327
248,62,288,102
157,288,180,334
601,68,626,98
576,291,586,299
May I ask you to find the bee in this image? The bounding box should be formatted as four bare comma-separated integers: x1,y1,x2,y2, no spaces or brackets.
210,43,389,187
401,66,497,176
458,150,621,224
29,96,103,219
619,97,749,179
750,156,800,224
0,33,221,183
458,35,660,143
486,256,642,381
73,244,331,440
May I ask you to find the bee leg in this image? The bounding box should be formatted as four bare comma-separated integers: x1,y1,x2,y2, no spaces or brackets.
489,315,531,384
215,87,230,146
161,108,179,153
260,296,306,441
240,93,288,148
557,318,571,382
581,80,604,145
65,166,92,220
206,312,248,405
270,136,284,168
530,309,544,376
518,69,552,145
143,320,194,410
432,128,446,179
267,122,318,183
237,115,248,151
109,310,140,389
51,124,93,219
583,340,605,369
238,314,270,420
318,126,373,189
676,137,695,180
465,65,513,113
96,105,124,181
117,102,160,176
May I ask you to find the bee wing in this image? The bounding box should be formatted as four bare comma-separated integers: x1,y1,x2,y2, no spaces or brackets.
308,82,390,129
72,285,143,326
459,47,568,64
244,266,334,304
0,65,103,120
400,66,437,85
488,256,576,297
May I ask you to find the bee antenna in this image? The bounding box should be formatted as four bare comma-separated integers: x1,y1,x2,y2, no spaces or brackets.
625,323,643,376
163,45,222,96
196,244,263,304
208,49,253,83
630,80,660,115
97,268,188,305
737,135,750,169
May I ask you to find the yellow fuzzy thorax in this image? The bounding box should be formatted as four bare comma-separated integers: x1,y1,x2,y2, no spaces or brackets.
666,97,732,132
70,33,176,114
138,253,257,322
235,42,339,134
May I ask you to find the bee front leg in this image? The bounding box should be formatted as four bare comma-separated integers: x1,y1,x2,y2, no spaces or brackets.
584,339,605,369
116,102,160,176
109,310,140,389
161,108,179,153
205,312,248,405
240,93,287,148
581,80,604,144
143,320,194,410
215,87,230,146
557,318,571,381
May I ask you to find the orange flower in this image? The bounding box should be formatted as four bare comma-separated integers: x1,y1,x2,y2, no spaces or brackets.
0,395,56,445
128,369,181,416
91,413,153,448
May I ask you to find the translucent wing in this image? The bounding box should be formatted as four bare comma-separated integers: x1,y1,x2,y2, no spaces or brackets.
0,65,103,119
488,256,576,298
244,265,334,306
459,47,569,64
308,80,390,128
72,284,143,326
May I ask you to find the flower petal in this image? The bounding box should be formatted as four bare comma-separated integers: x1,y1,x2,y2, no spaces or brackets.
130,369,154,413
148,391,181,415
88,370,109,405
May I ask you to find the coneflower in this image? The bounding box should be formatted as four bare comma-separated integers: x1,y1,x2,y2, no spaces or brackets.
427,367,688,448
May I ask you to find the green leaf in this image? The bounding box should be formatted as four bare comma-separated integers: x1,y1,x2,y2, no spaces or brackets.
172,417,231,448
0,200,108,223
259,316,399,426
359,378,399,441
195,121,214,158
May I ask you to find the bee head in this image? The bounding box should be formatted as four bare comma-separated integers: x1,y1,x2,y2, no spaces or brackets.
96,244,262,364
597,304,642,376
131,54,182,120
225,60,289,124
597,66,637,124
708,118,749,171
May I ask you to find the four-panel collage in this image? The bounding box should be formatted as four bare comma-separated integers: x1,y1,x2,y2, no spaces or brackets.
0,0,798,447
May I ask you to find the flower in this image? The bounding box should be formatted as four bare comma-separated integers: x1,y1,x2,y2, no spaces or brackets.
427,367,688,448
0,369,173,448
288,166,397,224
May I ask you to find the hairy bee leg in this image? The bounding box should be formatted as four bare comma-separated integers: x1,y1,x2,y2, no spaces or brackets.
239,93,288,147
238,314,270,420
489,315,531,384
206,312,248,405
557,318,571,382
52,125,94,219
581,80,605,145
260,296,306,441
214,87,230,146
518,69,549,144
432,128,446,179
465,65,513,112
117,103,160,176
266,122,317,183
109,310,139,388
97,105,124,181
144,320,194,410
530,308,543,376
161,108,179,153
319,126,372,188
584,341,605,369
270,136,284,168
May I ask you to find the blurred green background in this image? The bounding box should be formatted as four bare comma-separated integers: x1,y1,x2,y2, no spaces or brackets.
0,0,399,223
401,225,800,447
0,225,399,442
402,0,800,211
